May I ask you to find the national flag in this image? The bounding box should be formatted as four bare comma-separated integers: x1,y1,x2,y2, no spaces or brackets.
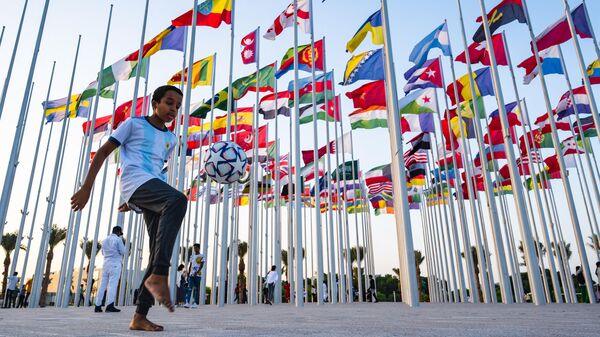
401,113,435,134
587,59,600,84
231,125,268,151
99,57,148,91
519,128,554,153
240,29,257,64
341,48,384,86
409,22,451,68
365,164,392,186
332,161,359,181
408,132,431,155
231,63,276,100
113,96,147,128
408,163,427,186
485,127,517,146
398,88,437,115
191,88,228,117
404,150,428,168
533,111,571,131
346,9,383,53
572,116,596,135
288,71,333,107
126,25,187,63
263,0,310,40
561,136,585,168
403,58,443,94
456,33,508,66
299,96,341,124
488,101,521,130
442,111,475,140
171,0,232,28
82,115,112,141
532,3,593,52
556,86,591,120
76,81,116,108
446,67,495,106
454,97,486,119
43,95,91,123
517,46,563,85
192,111,253,135
301,141,335,165
437,143,463,170
349,106,387,130
187,130,220,150
472,0,527,43
474,144,506,167
345,80,386,109
258,92,290,119
335,131,354,155
168,54,214,88
276,39,324,78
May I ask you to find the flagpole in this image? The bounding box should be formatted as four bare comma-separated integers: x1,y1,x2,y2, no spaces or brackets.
62,4,114,307
128,0,150,119
199,53,217,305
308,0,325,305
349,131,363,302
0,0,50,238
9,62,53,281
273,63,283,305
0,0,28,119
422,163,444,301
106,81,121,237
380,0,418,306
521,0,594,303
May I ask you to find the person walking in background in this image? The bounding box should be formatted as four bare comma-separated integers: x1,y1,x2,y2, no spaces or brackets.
265,265,278,305
185,244,203,308
176,264,188,307
16,285,26,308
94,226,127,313
368,275,378,303
4,272,19,308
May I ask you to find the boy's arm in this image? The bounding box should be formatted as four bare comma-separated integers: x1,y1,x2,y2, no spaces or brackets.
71,140,118,211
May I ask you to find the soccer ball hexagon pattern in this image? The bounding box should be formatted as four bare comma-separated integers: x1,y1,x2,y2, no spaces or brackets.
204,141,248,184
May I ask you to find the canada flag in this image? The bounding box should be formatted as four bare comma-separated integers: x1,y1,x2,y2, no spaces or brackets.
240,29,257,65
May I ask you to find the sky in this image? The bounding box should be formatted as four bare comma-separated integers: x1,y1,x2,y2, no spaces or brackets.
1,0,600,288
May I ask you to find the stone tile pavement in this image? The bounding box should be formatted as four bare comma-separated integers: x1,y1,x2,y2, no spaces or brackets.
0,302,598,336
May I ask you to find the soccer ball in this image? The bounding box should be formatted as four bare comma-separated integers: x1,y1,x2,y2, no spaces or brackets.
204,141,248,184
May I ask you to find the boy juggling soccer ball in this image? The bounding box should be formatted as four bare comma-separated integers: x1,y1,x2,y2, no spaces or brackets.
71,85,187,331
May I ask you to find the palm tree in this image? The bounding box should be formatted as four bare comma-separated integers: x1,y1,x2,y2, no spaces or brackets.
2,232,25,297
462,246,484,302
392,268,400,280
551,241,572,261
79,240,102,276
237,241,248,304
414,250,425,301
518,240,546,266
281,249,288,280
39,224,67,307
587,234,600,253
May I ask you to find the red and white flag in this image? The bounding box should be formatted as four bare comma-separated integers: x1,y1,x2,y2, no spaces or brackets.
240,29,257,64
263,0,310,40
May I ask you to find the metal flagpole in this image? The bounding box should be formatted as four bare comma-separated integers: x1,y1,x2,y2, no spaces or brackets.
128,0,150,120
291,0,305,308
211,187,222,305
438,53,479,303
10,62,54,279
522,0,593,303
199,53,217,305
336,102,352,303
478,0,546,304
0,26,5,50
455,0,512,303
0,0,50,237
62,4,115,307
273,62,283,304
380,0,418,306
349,132,363,302
308,0,324,305
74,180,97,306
106,81,121,236
0,0,28,120
29,35,81,308
173,0,199,301
218,0,236,307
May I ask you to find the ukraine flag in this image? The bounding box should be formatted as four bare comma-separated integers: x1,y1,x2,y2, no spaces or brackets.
346,9,383,53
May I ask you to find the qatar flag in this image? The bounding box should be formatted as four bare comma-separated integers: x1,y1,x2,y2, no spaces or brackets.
240,29,257,64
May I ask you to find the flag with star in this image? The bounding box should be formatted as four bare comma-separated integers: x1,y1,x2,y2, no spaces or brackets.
398,88,437,115
403,58,442,94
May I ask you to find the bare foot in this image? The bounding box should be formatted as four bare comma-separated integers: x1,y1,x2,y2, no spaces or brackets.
144,274,175,312
129,313,164,331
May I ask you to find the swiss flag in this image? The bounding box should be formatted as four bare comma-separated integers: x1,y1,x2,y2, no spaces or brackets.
240,29,257,65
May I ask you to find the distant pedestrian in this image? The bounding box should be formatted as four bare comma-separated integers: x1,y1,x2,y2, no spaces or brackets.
78,284,85,307
95,226,127,313
368,275,378,303
185,244,203,308
4,272,19,308
595,261,600,302
16,286,26,308
176,264,188,306
265,265,278,305
575,266,588,303
322,281,328,303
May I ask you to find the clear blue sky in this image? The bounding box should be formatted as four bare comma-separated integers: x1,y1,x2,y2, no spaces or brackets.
1,0,599,281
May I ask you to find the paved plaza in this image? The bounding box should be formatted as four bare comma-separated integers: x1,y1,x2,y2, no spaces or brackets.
0,302,598,336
